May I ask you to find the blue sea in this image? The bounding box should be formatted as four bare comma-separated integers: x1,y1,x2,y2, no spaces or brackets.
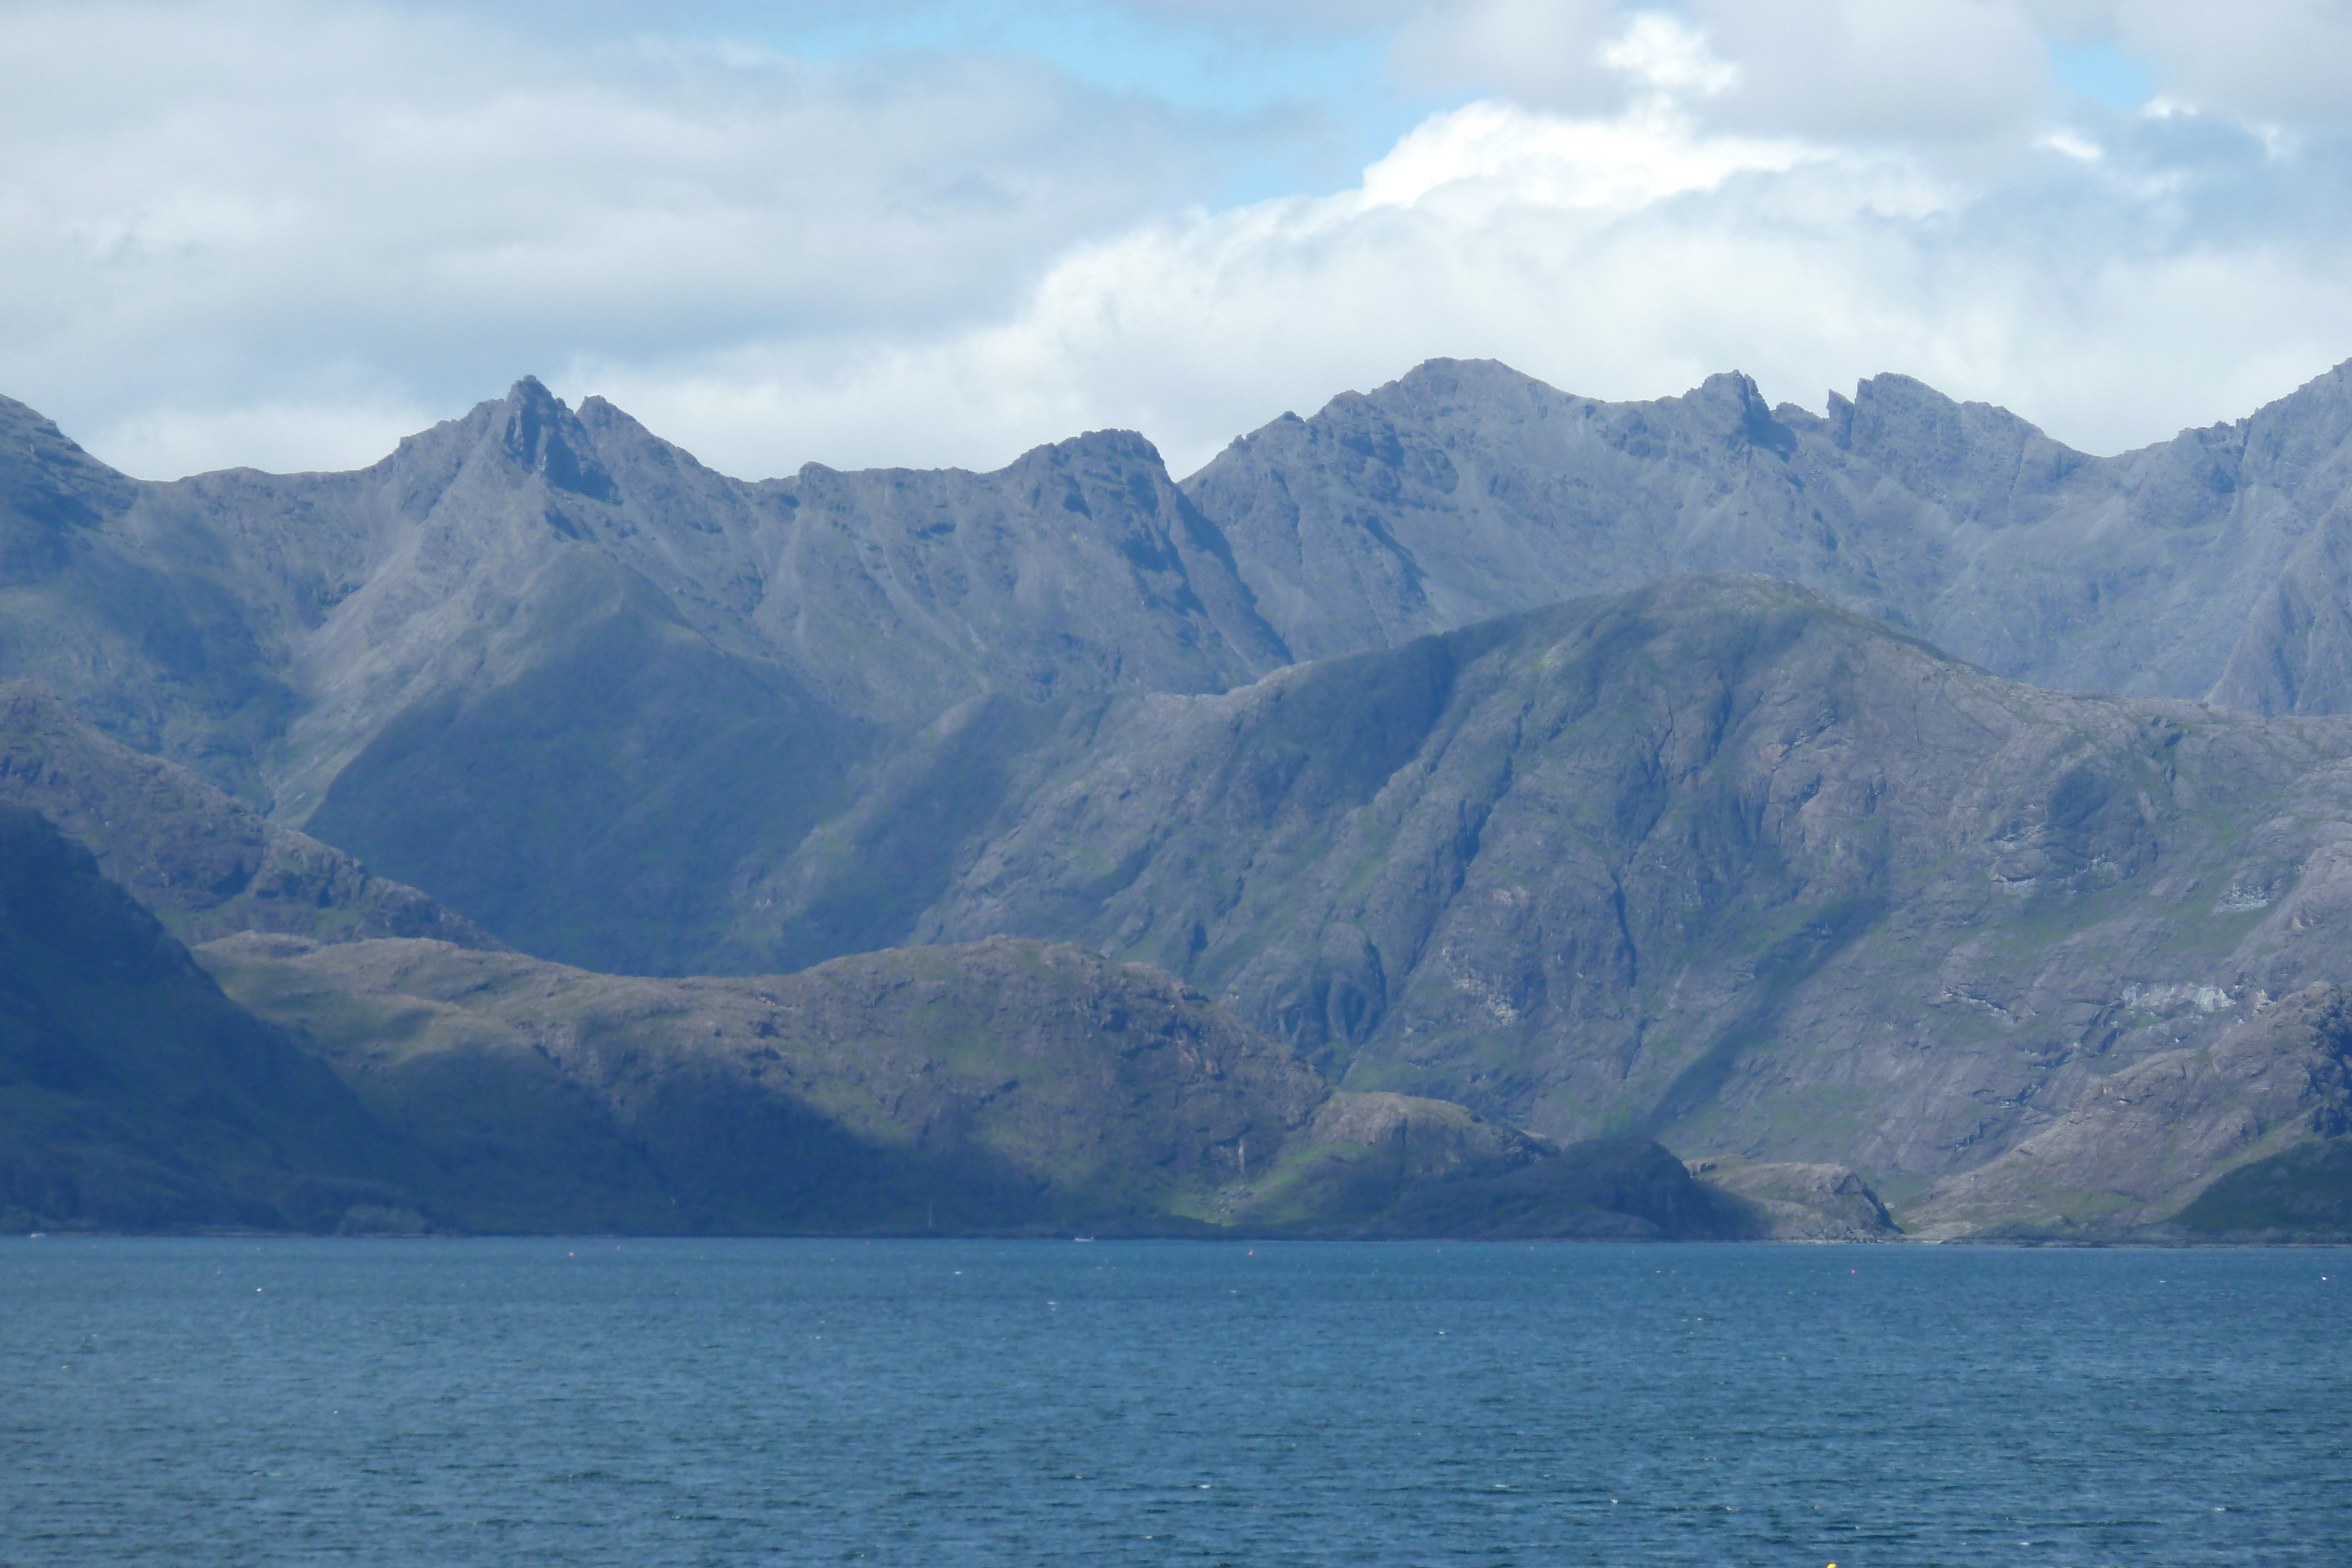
3,1239,2347,1566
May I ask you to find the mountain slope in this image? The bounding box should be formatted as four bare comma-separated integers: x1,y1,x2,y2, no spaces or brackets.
0,681,496,951
1,683,1742,1240
0,382,1294,972
1181,356,2352,711
10,357,2352,978
198,932,1749,1238
877,576,2352,1228
0,807,424,1232
1906,981,2352,1238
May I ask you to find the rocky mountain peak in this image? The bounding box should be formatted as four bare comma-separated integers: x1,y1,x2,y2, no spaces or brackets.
486,375,617,503
1030,427,1165,468
1688,370,1797,456
0,391,137,533
1842,370,2070,482
1381,356,1549,405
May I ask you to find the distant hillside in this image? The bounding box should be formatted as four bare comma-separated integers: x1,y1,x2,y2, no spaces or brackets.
0,805,420,1232
0,694,1749,1238
199,931,1754,1239
873,577,2352,1236
8,356,2352,978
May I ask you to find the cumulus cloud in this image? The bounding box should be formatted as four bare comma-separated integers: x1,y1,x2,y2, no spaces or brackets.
2103,0,2352,126
586,11,2352,477
1393,1,2053,139
2,0,2348,484
0,0,1228,474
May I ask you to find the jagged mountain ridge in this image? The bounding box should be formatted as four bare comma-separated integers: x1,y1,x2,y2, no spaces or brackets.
0,380,1286,814
0,380,1299,972
7,356,2352,977
1184,356,2352,713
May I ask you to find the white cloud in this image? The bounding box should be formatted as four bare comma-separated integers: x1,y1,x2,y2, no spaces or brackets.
2026,0,2352,125
1358,96,1820,218
580,86,2351,479
1394,1,2052,141
1,0,2348,486
1392,0,1626,112
1690,0,2053,140
0,0,1227,475
1601,13,1741,99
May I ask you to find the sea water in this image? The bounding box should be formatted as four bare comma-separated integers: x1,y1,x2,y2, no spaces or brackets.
2,1238,2346,1566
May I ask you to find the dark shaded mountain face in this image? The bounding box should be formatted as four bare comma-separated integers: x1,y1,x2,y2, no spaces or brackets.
0,806,422,1232
1183,356,2352,713
0,681,497,951
2169,1132,2352,1239
834,577,2352,1232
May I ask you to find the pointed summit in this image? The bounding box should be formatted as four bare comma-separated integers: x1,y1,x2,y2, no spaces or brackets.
488,375,617,503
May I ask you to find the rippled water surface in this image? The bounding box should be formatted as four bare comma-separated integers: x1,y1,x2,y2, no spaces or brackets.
4,1238,2348,1566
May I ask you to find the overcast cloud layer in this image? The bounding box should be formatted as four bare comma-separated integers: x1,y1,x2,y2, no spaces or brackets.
5,0,2350,481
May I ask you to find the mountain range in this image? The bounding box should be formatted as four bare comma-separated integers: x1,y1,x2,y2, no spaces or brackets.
0,676,1779,1240
6,355,2352,1239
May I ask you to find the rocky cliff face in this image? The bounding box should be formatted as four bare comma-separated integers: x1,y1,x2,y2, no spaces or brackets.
1684,1159,1902,1242
1906,982,2352,1238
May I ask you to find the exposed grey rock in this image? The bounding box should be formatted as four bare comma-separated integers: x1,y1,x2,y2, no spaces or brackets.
2209,505,2352,716
1906,982,2352,1238
0,379,1293,972
1182,356,2352,713
9,357,2352,979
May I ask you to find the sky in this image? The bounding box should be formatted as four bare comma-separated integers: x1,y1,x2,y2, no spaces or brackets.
5,1,2351,483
